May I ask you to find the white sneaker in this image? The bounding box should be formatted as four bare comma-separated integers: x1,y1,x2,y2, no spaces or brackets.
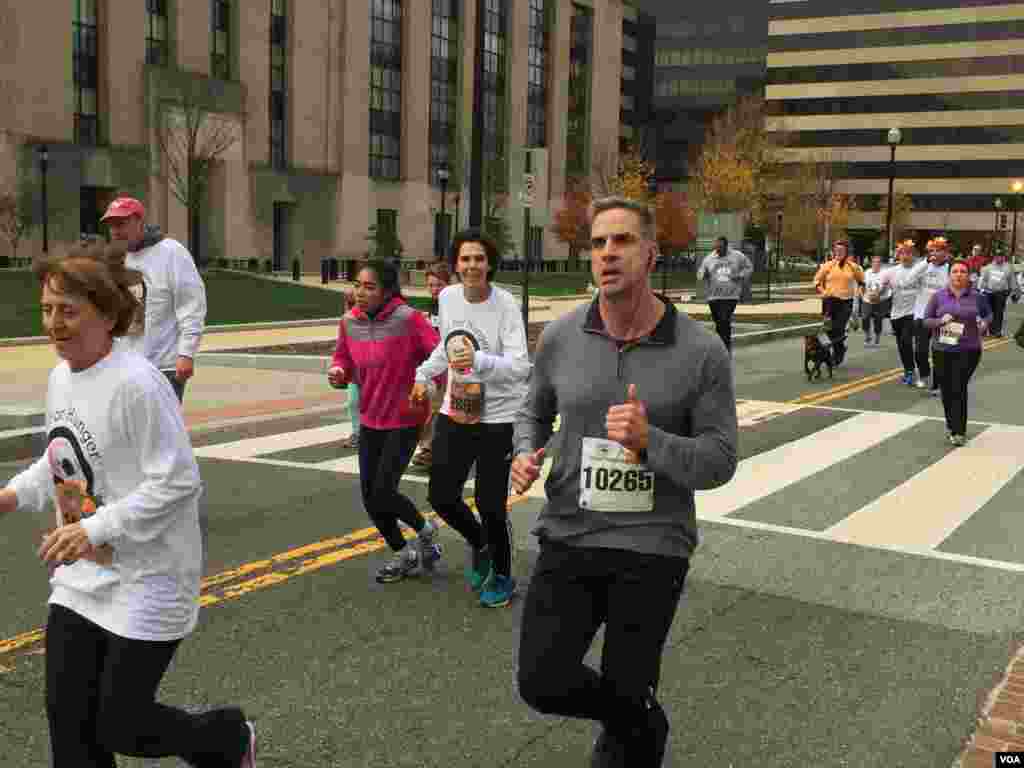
915,377,929,389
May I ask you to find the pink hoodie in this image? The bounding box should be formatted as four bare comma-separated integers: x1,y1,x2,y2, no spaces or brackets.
331,296,440,430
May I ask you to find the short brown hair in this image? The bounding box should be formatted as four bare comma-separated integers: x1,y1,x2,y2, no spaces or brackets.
34,242,144,337
588,196,656,241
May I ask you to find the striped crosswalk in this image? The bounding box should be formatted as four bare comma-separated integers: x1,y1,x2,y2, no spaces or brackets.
194,402,1024,571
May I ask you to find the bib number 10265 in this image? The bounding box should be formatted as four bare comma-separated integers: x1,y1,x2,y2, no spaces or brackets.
582,466,653,493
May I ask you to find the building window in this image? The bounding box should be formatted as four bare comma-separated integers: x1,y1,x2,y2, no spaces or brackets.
146,0,168,66
567,4,592,178
622,33,637,53
622,64,635,81
212,1,231,79
621,93,634,111
370,0,402,180
526,0,549,148
430,0,457,182
270,0,287,168
481,0,508,178
74,0,99,145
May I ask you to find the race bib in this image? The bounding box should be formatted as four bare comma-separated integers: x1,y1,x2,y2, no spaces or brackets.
449,379,484,425
715,266,733,284
579,437,654,513
938,321,964,346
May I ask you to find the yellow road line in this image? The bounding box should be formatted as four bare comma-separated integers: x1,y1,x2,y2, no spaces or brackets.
793,337,1010,407
1,497,530,665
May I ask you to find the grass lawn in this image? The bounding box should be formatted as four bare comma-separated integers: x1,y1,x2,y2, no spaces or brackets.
0,269,433,339
494,269,813,297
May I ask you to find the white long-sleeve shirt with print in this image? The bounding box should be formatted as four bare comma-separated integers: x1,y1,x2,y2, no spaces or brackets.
862,267,893,303
415,284,532,424
124,237,207,370
881,261,928,320
5,344,204,641
978,261,1021,294
912,262,951,319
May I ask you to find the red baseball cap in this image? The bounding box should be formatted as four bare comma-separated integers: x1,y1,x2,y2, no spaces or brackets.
100,197,146,222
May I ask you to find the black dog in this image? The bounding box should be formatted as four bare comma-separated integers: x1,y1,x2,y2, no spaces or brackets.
804,324,835,381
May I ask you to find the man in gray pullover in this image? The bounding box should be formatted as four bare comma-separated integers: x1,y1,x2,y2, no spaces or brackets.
696,236,753,352
512,196,738,767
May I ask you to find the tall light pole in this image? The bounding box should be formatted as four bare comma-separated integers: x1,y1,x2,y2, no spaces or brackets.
437,165,450,260
1012,180,1023,264
37,145,49,255
885,127,902,259
994,197,1004,257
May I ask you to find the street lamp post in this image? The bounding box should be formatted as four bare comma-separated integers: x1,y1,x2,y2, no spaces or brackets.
995,197,1004,257
774,210,783,304
437,165,450,260
885,127,902,259
1012,180,1023,264
37,145,49,255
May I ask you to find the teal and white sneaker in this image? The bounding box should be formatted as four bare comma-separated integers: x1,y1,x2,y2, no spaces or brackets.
480,574,516,608
466,545,491,591
418,520,443,571
376,546,419,583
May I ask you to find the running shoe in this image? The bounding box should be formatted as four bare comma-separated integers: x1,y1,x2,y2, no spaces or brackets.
590,727,625,768
480,574,516,608
902,371,914,386
951,434,966,447
915,376,930,390
240,721,256,768
418,520,443,571
376,547,419,583
466,545,491,591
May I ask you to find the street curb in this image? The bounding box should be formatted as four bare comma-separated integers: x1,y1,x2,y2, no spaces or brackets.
196,353,331,373
0,317,346,348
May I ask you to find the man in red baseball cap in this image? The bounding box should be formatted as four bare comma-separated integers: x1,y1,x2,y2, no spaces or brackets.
101,196,207,403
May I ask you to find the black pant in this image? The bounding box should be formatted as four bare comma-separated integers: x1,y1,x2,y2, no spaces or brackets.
518,542,688,754
428,415,514,578
862,300,889,337
821,297,853,363
45,605,248,768
161,370,186,403
933,348,982,436
708,300,738,351
913,319,935,382
891,316,916,373
989,291,1009,335
357,425,427,551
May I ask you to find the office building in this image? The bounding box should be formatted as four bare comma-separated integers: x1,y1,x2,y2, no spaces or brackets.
0,0,626,269
766,0,1024,244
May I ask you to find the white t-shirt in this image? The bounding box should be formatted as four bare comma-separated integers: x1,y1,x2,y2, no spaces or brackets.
913,262,951,319
883,261,927,320
6,344,203,641
862,268,893,303
124,238,207,371
415,284,531,424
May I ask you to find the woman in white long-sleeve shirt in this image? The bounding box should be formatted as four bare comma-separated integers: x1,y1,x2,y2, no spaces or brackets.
0,245,255,768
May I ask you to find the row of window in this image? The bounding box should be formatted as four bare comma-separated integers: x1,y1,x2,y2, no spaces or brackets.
768,55,1024,85
659,15,750,40
780,125,1024,148
527,0,550,149
767,90,1024,116
567,4,593,177
801,159,1024,179
655,78,737,99
769,19,1024,54
656,47,766,69
429,0,458,184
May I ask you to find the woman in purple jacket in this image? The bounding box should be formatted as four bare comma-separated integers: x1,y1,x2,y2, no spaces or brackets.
923,259,992,447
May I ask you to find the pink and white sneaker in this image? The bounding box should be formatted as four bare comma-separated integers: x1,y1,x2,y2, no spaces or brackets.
240,721,256,768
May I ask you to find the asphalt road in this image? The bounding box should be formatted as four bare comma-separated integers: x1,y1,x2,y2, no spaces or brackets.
1,303,1023,767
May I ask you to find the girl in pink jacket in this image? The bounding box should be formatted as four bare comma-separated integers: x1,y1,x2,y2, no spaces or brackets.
328,261,442,583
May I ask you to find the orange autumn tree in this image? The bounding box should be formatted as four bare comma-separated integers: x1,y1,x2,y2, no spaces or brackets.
654,190,697,259
551,179,593,269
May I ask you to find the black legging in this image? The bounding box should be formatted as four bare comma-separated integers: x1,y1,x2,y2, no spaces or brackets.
428,415,514,578
357,425,428,551
708,299,738,351
932,348,982,436
913,319,935,383
891,316,916,373
988,291,1009,335
45,605,249,768
862,300,890,337
822,297,853,363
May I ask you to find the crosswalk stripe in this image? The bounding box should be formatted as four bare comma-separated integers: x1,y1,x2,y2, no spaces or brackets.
194,423,353,460
696,411,925,521
826,424,1024,549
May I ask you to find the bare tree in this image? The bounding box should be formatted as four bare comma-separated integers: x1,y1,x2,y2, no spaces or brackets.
155,95,238,264
0,177,39,264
